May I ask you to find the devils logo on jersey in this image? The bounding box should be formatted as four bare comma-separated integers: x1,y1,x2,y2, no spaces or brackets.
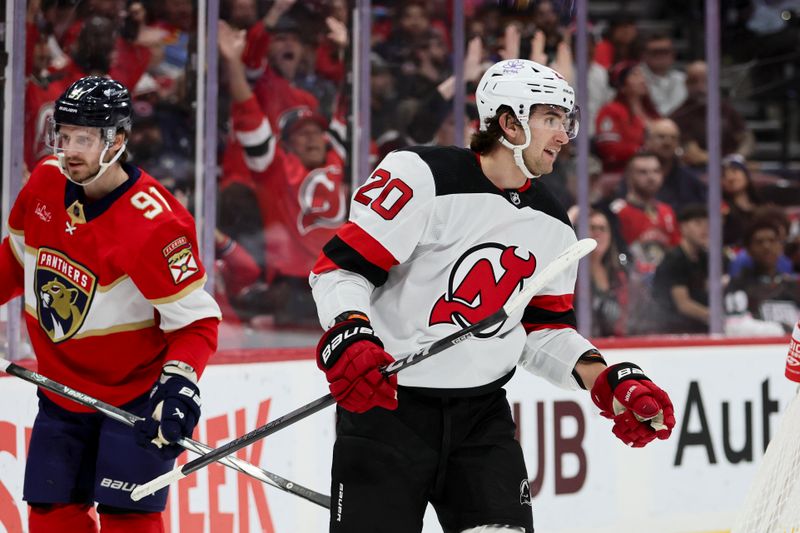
35,248,97,343
429,243,537,337
297,165,346,234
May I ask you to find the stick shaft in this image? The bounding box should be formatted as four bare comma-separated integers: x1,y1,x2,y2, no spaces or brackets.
0,358,330,508
132,238,596,500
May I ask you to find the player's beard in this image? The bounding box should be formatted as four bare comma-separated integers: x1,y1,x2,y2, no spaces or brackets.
523,148,553,177
64,158,100,184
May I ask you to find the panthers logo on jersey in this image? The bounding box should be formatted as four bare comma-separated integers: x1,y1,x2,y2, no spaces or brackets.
35,248,97,343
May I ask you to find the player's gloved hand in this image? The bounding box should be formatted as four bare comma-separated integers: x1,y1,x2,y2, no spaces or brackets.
591,362,675,448
134,362,202,459
316,315,398,413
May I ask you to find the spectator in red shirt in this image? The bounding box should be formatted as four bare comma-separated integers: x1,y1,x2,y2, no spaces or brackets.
594,61,660,172
609,152,681,276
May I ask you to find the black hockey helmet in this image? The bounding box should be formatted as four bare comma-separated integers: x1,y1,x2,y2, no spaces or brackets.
54,76,132,143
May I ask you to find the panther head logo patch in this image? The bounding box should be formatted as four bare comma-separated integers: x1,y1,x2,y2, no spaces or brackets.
35,248,96,343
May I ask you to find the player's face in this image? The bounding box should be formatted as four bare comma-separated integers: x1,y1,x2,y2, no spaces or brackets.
523,106,570,175
54,125,106,183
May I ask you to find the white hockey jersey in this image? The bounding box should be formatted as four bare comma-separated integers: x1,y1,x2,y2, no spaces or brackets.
311,146,596,394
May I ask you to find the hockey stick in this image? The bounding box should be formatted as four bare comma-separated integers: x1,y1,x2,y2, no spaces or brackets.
132,238,597,501
0,357,330,509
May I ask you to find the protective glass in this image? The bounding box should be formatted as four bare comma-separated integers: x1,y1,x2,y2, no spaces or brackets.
529,105,580,139
45,117,105,154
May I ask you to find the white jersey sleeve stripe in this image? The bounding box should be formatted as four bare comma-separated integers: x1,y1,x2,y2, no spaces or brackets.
309,269,375,329
9,231,24,266
519,328,597,390
154,287,221,332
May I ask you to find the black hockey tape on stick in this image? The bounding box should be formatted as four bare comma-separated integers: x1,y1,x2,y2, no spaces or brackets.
0,357,330,509
131,238,597,502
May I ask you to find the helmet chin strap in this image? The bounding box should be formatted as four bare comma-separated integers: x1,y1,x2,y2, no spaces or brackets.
499,122,540,180
56,141,127,187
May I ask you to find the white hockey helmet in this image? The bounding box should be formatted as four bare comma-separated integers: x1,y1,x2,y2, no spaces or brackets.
476,59,576,130
474,59,578,178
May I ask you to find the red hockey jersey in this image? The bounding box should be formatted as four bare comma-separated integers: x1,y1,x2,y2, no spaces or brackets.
0,158,221,411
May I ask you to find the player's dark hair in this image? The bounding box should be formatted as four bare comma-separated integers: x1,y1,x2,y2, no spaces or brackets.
470,105,518,154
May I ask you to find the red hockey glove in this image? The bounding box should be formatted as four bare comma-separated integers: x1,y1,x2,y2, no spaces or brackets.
786,321,800,382
591,362,675,448
316,316,398,413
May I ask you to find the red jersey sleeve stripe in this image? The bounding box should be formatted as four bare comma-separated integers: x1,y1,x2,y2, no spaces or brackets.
312,252,339,275
311,229,395,287
528,294,574,312
336,222,398,272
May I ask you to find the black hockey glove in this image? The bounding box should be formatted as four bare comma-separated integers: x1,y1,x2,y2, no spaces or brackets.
134,362,202,460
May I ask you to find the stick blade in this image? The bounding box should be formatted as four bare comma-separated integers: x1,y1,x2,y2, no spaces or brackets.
131,467,186,501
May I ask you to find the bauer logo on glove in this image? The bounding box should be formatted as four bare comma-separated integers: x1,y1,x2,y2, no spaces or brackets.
319,323,377,367
591,362,676,447
316,315,398,413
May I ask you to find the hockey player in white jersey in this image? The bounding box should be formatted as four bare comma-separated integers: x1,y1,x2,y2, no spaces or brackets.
310,59,676,533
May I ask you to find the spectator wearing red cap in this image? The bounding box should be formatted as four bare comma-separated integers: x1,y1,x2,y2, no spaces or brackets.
594,61,660,173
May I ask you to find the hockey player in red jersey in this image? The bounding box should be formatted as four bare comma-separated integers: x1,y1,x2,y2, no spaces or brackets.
310,59,676,533
0,76,220,532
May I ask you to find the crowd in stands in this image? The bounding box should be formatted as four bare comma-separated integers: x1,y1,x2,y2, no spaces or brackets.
19,0,800,342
